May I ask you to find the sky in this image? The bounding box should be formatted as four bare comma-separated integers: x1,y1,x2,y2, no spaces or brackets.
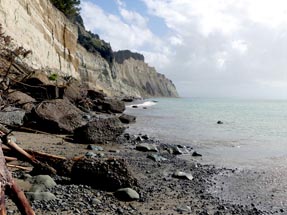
80,0,287,99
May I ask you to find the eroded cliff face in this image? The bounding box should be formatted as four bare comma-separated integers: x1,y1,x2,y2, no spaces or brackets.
0,0,79,78
0,0,178,98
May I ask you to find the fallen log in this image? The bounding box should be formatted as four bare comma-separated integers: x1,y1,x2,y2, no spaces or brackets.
0,142,35,215
5,156,17,162
0,189,6,215
7,164,32,171
25,149,66,161
1,135,56,175
7,179,35,215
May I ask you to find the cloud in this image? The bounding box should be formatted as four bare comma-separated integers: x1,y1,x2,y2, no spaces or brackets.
81,0,287,98
141,0,287,98
119,8,148,27
80,0,162,51
231,40,248,54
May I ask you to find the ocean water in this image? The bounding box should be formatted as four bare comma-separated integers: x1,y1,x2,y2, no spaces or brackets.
125,98,287,169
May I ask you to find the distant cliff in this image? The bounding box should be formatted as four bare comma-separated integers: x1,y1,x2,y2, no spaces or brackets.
0,0,178,98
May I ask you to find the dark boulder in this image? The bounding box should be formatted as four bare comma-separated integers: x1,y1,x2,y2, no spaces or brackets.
74,116,125,144
121,97,134,102
119,114,136,124
7,91,36,113
63,80,86,104
87,89,106,100
92,98,125,113
32,99,86,133
217,121,223,124
192,151,202,157
71,158,137,191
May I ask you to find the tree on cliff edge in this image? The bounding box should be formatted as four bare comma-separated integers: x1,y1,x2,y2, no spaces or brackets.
50,0,80,18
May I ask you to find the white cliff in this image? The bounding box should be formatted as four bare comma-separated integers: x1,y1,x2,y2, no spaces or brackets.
0,0,178,98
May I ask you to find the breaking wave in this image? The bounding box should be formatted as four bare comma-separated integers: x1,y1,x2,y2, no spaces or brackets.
127,101,157,108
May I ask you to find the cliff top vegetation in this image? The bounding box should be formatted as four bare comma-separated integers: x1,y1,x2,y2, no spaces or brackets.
50,0,80,19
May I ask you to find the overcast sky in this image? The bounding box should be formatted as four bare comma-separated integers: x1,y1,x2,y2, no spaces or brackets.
81,0,287,99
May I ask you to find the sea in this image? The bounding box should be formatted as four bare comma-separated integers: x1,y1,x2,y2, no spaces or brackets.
125,97,287,211
125,97,287,169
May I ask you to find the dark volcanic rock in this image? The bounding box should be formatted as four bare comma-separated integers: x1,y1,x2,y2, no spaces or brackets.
87,89,106,100
33,99,86,133
136,144,158,152
74,116,125,144
119,114,136,124
192,151,202,157
93,98,125,113
121,96,134,102
71,158,137,191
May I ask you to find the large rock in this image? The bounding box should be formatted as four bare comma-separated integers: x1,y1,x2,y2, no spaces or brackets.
28,175,57,193
74,116,125,144
7,91,36,105
119,114,136,124
0,107,26,126
7,91,36,113
33,99,86,133
87,89,106,100
71,158,137,191
92,98,125,113
63,80,85,104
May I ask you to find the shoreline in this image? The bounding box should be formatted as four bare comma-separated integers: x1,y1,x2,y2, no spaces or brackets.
5,131,273,214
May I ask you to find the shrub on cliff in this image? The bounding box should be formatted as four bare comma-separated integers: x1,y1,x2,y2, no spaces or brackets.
50,0,80,19
78,28,114,65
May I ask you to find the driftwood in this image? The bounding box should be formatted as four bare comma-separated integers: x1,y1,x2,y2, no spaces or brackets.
6,164,32,171
0,130,62,214
4,156,17,162
8,179,35,215
2,136,56,175
0,141,35,215
3,146,67,168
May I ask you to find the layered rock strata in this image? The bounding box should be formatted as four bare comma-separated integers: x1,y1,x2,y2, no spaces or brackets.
0,0,178,98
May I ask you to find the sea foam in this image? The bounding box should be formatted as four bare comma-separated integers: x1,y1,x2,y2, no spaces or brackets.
127,101,157,108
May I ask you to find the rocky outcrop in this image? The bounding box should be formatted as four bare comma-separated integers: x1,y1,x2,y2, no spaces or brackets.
0,0,178,98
